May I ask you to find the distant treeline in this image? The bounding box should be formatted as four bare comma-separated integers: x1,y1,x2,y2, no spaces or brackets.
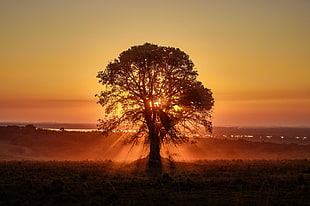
0,124,37,133
0,122,97,129
213,127,310,137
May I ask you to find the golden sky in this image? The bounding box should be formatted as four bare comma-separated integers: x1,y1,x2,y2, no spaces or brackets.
0,0,309,126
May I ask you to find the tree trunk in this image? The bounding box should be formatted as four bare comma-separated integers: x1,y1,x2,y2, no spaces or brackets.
144,102,162,172
148,131,162,169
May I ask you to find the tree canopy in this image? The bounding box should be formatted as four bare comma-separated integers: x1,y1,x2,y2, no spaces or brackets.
96,43,214,167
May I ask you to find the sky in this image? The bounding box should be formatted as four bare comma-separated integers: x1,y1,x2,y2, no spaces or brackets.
0,0,309,127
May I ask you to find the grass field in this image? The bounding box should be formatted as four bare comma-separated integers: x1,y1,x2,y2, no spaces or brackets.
0,159,309,206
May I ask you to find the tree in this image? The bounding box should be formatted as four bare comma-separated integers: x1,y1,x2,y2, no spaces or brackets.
96,43,214,169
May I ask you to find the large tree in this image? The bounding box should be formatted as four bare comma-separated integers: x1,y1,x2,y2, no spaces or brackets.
97,43,214,169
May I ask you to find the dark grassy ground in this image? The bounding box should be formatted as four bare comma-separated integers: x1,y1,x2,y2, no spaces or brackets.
0,160,309,206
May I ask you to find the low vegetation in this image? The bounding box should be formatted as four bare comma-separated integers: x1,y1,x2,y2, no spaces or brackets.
0,160,309,206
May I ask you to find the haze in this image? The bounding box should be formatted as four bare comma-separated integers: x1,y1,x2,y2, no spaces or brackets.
0,0,309,127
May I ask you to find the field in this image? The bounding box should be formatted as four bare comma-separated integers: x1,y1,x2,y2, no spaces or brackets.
1,126,310,161
0,160,309,206
0,126,309,205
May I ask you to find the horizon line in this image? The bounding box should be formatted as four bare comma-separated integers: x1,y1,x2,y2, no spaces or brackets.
0,121,309,129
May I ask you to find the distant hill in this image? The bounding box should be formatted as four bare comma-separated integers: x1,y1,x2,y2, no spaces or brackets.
0,125,309,161
0,123,309,144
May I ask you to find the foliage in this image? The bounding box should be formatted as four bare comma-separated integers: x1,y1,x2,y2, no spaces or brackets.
96,43,214,146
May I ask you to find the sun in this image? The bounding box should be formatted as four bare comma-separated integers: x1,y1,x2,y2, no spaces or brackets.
149,99,161,108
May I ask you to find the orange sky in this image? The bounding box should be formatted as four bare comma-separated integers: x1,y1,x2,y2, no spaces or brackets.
0,0,309,127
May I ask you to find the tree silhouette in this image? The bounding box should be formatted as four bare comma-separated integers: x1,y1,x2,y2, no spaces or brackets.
97,43,214,169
